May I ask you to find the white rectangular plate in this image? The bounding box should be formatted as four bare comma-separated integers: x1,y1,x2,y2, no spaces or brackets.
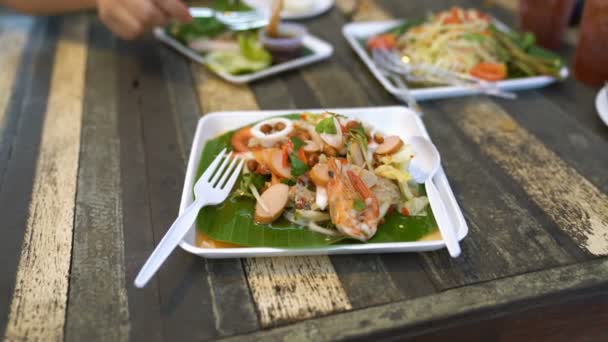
178,106,469,258
154,28,333,84
343,20,569,101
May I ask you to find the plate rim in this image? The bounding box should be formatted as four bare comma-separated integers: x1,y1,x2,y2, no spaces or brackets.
342,19,570,101
596,86,608,127
153,28,334,84
243,0,335,20
178,106,469,258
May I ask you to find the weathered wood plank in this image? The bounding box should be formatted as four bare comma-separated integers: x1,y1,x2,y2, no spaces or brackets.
0,14,33,185
116,37,227,341
493,92,608,193
542,81,608,140
418,99,578,289
4,14,88,341
140,39,244,341
403,290,608,342
116,36,164,342
191,66,258,112
65,17,129,342
250,77,295,110
191,64,354,328
244,257,352,327
224,257,608,341
159,49,202,162
446,97,608,256
0,16,55,339
303,7,396,107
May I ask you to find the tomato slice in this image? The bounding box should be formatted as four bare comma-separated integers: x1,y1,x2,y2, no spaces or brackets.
443,7,462,24
366,33,397,50
470,62,507,81
231,127,252,152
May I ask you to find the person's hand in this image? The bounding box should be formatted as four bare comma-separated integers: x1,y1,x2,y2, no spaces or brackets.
97,0,192,40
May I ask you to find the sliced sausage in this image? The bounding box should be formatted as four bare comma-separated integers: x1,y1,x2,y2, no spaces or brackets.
375,135,403,155
254,183,290,224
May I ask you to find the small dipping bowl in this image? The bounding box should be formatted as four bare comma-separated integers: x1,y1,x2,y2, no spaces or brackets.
259,23,307,63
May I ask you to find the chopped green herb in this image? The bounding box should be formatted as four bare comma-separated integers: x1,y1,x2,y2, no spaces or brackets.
289,153,309,177
290,136,305,151
315,117,337,134
232,172,266,199
280,178,296,186
462,32,485,43
354,198,366,211
348,124,368,146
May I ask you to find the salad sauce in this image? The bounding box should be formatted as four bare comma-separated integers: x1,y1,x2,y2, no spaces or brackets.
196,231,241,248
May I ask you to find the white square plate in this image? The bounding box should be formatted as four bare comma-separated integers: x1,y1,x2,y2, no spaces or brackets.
343,20,569,101
178,106,468,258
154,28,333,84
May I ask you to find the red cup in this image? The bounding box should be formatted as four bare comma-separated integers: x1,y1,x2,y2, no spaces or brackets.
573,0,608,87
518,0,576,50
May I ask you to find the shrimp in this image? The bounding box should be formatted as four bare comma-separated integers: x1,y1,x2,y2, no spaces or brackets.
326,158,380,241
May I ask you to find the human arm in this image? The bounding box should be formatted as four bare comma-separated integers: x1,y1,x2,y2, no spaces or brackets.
0,0,193,40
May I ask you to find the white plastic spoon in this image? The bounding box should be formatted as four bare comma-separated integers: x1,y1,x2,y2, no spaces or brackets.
408,136,461,258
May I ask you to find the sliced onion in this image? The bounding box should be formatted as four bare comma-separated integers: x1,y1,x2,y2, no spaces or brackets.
308,222,342,236
315,187,328,210
296,209,330,222
250,184,270,213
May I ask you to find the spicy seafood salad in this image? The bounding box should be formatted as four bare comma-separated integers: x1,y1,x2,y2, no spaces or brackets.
196,112,438,248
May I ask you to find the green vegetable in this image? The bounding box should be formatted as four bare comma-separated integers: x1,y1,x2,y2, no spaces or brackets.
205,51,271,75
203,33,271,75
353,199,366,211
168,17,227,44
213,0,252,11
315,117,337,134
195,116,439,248
232,172,266,199
238,33,272,63
290,136,305,151
289,153,309,177
281,178,296,186
385,18,425,36
489,25,564,79
462,32,486,43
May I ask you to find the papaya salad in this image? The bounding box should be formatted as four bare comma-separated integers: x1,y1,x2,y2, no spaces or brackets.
366,7,564,83
195,113,438,248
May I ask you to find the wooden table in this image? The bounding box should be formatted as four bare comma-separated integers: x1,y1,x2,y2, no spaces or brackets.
1,1,607,341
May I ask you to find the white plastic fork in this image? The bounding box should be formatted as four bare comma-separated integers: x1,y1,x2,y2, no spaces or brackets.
371,48,517,100
134,149,244,288
189,7,268,31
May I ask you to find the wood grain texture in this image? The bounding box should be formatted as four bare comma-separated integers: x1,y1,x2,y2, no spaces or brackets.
65,18,129,342
225,258,608,341
115,36,232,341
4,15,88,342
116,36,164,342
405,290,608,342
0,16,57,339
493,92,608,193
336,0,392,21
0,14,33,183
191,66,258,112
450,98,608,256
419,100,577,289
159,49,202,162
244,257,352,327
